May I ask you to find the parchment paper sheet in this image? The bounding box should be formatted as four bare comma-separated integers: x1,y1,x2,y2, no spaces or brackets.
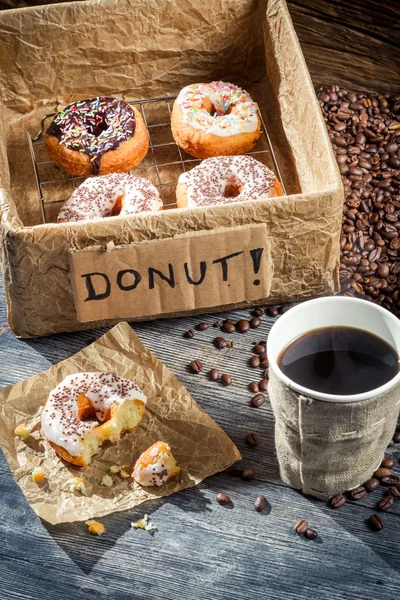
0,321,241,524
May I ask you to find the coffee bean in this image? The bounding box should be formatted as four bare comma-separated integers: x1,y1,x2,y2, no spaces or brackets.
393,429,400,443
190,359,203,373
260,360,269,369
350,486,367,500
377,496,394,511
305,528,318,540
386,486,400,498
293,520,309,535
254,495,267,512
374,467,393,479
213,319,223,327
368,514,384,531
258,340,267,346
259,351,268,362
227,464,243,477
184,329,195,338
381,457,395,469
214,336,227,349
259,378,269,391
250,317,262,329
330,494,346,509
246,433,259,446
253,307,264,317
381,475,400,486
253,344,265,355
197,322,209,331
249,356,260,368
220,373,232,386
249,381,259,393
216,493,231,505
209,368,220,381
266,306,278,317
222,322,236,334
242,467,255,481
364,478,380,493
236,319,250,333
250,393,265,408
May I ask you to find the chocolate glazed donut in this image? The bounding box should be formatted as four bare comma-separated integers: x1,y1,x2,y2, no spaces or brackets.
45,97,149,177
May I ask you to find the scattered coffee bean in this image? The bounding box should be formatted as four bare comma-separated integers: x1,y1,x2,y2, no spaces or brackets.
190,359,203,373
386,486,400,498
381,457,395,469
381,475,400,486
222,322,236,334
213,319,223,327
293,520,309,535
209,368,220,381
236,319,250,333
216,493,231,505
259,379,269,391
393,429,400,443
258,340,267,346
374,467,393,480
368,514,384,531
246,433,259,446
250,317,262,329
197,322,209,331
250,393,265,408
260,359,269,369
259,352,268,362
242,467,255,481
249,356,261,368
184,329,195,338
364,478,380,493
305,528,318,540
221,373,232,386
249,381,259,393
214,336,228,349
253,343,265,355
227,464,243,477
266,306,279,317
350,486,367,500
254,495,267,512
224,319,236,324
253,307,264,317
387,439,395,448
330,494,346,509
378,496,394,511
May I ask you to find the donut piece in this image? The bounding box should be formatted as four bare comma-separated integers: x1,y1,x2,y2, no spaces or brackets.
132,441,181,487
41,372,147,467
176,155,283,209
171,82,261,159
45,97,149,176
57,173,163,222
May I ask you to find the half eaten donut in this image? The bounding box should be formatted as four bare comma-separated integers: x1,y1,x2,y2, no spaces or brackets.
41,372,147,467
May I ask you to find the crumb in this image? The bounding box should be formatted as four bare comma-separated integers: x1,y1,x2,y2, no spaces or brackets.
63,477,87,495
15,423,31,440
100,474,114,487
131,514,157,532
119,469,130,479
85,520,105,535
109,464,131,476
32,467,45,483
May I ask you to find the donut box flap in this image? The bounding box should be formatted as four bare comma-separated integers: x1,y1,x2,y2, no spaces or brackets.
0,0,343,338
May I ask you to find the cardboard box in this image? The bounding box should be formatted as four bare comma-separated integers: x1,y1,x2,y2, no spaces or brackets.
0,0,343,337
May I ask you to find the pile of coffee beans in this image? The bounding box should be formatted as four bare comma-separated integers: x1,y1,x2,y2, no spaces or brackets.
317,85,400,313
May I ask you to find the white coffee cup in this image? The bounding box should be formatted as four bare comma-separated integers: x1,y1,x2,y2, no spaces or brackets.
267,296,400,402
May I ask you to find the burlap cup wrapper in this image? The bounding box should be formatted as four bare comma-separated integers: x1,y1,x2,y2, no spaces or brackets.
0,322,240,524
268,368,400,499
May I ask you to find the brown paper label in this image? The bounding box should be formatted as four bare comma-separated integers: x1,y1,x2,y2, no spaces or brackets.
69,224,272,322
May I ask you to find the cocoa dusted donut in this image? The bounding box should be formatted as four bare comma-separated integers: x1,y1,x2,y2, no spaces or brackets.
57,173,163,223
171,82,261,159
176,155,284,209
45,97,149,176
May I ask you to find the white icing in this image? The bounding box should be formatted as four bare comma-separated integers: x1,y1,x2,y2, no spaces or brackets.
41,372,147,457
176,81,259,137
58,173,162,222
133,459,170,487
178,155,276,208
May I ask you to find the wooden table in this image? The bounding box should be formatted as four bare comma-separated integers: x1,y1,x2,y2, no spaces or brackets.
0,278,399,600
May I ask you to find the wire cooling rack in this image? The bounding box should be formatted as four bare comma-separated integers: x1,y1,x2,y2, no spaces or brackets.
28,95,287,224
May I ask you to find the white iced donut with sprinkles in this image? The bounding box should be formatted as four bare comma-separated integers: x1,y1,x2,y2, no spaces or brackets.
57,173,162,222
171,81,261,159
41,372,147,467
176,155,283,209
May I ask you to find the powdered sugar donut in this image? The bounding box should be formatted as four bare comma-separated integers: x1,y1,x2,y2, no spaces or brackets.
176,155,283,209
171,81,261,159
57,173,162,222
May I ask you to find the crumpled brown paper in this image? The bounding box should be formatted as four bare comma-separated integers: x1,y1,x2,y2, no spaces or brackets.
0,321,241,524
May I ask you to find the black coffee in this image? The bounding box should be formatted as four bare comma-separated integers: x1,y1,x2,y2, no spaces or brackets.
278,327,399,395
